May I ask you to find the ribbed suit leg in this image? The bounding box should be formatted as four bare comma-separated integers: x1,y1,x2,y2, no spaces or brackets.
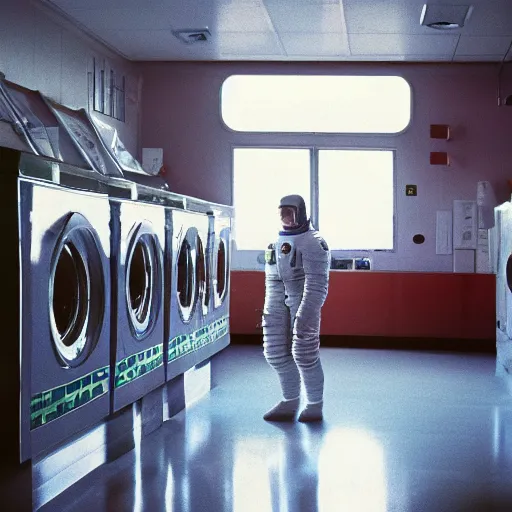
262,275,301,401
292,278,325,404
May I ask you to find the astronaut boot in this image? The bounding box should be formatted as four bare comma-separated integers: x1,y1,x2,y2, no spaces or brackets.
263,397,300,422
298,401,323,423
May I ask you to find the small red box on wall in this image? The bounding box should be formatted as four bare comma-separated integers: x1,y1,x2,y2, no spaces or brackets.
430,152,449,165
430,124,450,140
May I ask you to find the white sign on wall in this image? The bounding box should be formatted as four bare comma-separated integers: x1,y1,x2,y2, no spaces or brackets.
453,200,478,250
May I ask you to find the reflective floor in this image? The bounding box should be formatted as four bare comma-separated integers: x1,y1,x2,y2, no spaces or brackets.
43,345,512,512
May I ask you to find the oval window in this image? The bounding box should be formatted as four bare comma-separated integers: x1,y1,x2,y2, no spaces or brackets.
507,254,512,293
196,235,210,315
177,239,193,309
126,234,159,337
51,241,90,365
222,75,411,133
53,241,88,346
50,214,105,368
217,239,226,300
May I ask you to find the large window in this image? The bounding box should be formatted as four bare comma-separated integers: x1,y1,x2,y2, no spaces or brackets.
233,148,394,251
222,75,410,134
318,150,394,250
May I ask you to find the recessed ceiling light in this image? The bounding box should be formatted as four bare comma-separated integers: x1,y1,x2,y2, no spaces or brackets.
420,4,473,30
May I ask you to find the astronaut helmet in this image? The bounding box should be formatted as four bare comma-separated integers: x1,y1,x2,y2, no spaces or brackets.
278,194,309,231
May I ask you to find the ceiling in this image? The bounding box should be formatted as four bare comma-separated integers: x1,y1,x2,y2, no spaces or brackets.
42,0,512,62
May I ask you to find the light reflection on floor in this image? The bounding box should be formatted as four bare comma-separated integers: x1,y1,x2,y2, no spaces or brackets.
43,346,512,512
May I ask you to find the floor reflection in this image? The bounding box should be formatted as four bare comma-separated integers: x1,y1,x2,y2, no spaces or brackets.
41,346,512,512
318,428,387,512
267,424,322,512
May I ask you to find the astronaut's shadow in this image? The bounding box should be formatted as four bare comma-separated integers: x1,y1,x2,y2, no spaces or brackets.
267,421,326,512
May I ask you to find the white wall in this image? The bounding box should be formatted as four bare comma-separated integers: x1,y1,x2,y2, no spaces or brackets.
0,0,141,156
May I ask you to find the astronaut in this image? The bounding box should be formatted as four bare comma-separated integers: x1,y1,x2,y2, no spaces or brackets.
262,194,330,423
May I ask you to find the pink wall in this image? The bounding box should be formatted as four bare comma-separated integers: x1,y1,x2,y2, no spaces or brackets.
138,61,512,272
0,0,141,157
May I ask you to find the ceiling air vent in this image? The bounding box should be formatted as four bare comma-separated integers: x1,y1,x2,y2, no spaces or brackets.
172,28,211,44
420,4,473,30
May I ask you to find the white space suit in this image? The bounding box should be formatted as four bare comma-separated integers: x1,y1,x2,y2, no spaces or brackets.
262,195,330,422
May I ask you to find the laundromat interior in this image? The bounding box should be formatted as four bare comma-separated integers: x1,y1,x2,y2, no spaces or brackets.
3,0,512,510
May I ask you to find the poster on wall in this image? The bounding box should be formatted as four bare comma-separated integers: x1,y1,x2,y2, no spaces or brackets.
453,200,478,250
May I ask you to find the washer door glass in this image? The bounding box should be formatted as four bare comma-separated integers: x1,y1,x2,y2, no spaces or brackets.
50,213,105,368
196,233,209,316
177,228,197,323
215,228,230,307
126,226,161,339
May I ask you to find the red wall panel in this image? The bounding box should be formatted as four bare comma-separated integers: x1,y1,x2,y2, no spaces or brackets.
230,271,496,340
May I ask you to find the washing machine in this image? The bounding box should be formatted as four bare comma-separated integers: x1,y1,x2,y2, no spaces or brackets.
166,209,215,381
86,110,173,412
495,201,512,376
109,196,166,412
208,205,233,343
3,149,111,463
0,81,115,465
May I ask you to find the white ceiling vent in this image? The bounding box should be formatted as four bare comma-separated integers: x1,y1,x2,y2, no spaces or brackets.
420,4,473,30
172,28,211,44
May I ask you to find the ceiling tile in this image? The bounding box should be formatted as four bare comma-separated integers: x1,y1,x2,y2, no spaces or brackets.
50,0,171,9
344,0,512,37
216,2,273,32
68,8,172,31
343,0,431,35
102,29,216,60
218,31,283,56
353,54,453,62
266,3,344,33
264,0,339,4
349,33,459,56
280,32,350,56
459,0,512,36
456,36,512,56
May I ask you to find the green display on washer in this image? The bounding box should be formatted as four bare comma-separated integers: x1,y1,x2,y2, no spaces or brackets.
30,366,110,430
114,343,164,389
168,315,229,362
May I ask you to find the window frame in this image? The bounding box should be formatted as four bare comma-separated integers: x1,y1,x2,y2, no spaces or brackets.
231,144,397,253
220,74,412,136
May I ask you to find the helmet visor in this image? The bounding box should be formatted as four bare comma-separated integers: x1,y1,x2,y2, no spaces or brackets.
279,206,298,228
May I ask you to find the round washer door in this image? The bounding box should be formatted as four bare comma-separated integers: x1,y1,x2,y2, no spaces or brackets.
49,212,105,368
125,222,162,339
196,232,210,316
214,228,230,308
177,227,198,323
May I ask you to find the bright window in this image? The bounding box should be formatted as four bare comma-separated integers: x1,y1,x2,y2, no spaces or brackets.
222,75,410,134
232,148,394,252
318,150,394,250
233,148,310,250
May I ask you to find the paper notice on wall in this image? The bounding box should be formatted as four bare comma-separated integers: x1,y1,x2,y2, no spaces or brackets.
453,200,477,250
436,210,453,254
142,147,163,176
477,181,497,229
476,228,491,273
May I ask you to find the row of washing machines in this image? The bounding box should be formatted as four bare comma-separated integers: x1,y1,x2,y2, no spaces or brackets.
0,79,232,465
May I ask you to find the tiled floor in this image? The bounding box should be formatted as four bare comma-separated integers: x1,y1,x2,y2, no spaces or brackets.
43,345,512,511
